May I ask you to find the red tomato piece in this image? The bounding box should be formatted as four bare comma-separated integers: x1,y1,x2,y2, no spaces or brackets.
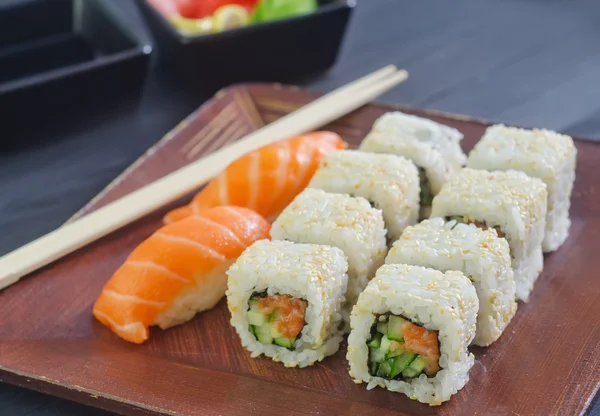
196,0,259,18
175,0,200,18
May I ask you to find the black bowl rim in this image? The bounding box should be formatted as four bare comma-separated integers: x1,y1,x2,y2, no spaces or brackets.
140,0,356,45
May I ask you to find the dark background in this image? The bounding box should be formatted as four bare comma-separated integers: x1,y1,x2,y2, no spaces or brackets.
1,0,599,415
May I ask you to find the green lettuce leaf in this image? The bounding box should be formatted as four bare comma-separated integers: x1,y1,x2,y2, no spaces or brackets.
251,0,318,23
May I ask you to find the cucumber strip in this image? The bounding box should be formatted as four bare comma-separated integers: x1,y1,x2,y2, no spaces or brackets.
387,315,405,341
408,356,428,372
401,367,419,378
256,323,273,344
379,335,391,353
376,360,392,378
386,342,406,359
248,299,259,310
367,333,382,349
274,337,295,348
248,324,256,336
247,311,266,326
402,356,427,378
390,352,417,378
270,325,283,338
370,347,386,363
376,322,388,335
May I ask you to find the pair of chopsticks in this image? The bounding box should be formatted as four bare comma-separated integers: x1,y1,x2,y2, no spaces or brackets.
0,65,408,291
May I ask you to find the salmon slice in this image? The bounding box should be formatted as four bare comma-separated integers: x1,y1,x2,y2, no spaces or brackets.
163,131,346,224
93,206,270,344
402,320,441,376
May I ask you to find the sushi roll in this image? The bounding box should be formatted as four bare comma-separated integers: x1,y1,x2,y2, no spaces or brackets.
467,124,577,252
226,240,348,367
270,188,387,308
347,264,478,406
93,206,271,344
431,168,547,302
164,131,346,224
385,218,517,346
358,111,466,217
307,149,420,243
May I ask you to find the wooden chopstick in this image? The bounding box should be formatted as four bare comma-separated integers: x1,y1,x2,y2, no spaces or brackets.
0,66,409,291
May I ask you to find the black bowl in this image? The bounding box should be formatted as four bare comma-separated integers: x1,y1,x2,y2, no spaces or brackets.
137,0,355,93
0,0,151,146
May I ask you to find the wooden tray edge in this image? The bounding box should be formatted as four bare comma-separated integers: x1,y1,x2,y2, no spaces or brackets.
0,366,171,416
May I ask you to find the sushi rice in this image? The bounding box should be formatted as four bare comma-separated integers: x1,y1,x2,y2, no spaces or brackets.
467,124,577,252
431,168,547,302
270,188,387,310
358,111,466,217
385,217,517,346
347,264,478,406
226,240,348,368
308,149,420,243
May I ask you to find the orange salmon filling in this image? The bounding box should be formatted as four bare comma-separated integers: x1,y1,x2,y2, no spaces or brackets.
367,313,441,379
402,321,441,375
247,292,307,349
256,294,307,338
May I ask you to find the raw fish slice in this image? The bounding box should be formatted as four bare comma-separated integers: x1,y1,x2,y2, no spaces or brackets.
163,131,346,224
93,206,271,344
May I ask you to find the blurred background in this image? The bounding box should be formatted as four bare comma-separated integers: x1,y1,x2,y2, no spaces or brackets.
1,0,600,415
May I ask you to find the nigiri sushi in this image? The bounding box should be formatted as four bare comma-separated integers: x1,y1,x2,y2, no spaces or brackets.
163,131,346,224
93,206,271,344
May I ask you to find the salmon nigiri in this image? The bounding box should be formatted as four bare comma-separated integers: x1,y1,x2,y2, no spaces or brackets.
163,131,346,224
93,206,271,344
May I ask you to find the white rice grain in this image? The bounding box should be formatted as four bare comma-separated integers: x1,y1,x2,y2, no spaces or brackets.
358,111,466,196
226,240,348,368
431,168,547,302
308,149,420,242
270,188,387,308
385,218,517,346
467,124,577,252
346,264,478,406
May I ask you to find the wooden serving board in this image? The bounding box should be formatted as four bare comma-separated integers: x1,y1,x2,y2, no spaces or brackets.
1,84,599,416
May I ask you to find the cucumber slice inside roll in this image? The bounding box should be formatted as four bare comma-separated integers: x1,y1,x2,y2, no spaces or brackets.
248,311,266,326
387,315,405,341
256,323,273,344
367,333,382,349
401,356,427,378
274,337,296,348
390,352,417,378
367,312,439,380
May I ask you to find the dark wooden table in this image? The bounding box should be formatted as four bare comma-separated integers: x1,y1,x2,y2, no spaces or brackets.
1,0,599,414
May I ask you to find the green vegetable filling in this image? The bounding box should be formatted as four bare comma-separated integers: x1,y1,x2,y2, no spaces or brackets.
251,0,318,24
366,313,435,380
247,291,306,350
